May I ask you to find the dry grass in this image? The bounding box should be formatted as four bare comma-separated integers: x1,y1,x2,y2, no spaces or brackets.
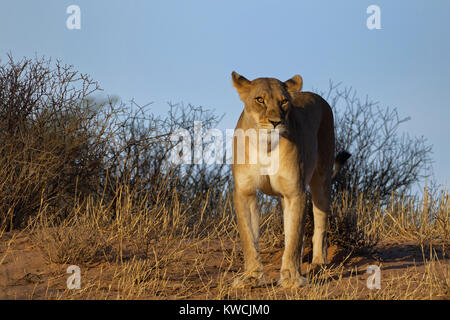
0,185,447,300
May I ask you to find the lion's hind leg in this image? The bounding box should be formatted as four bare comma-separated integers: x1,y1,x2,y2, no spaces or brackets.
309,170,332,266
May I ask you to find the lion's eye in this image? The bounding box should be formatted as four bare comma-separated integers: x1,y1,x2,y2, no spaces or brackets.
255,97,264,104
280,99,289,105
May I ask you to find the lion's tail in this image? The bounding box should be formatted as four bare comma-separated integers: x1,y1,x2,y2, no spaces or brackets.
332,151,351,180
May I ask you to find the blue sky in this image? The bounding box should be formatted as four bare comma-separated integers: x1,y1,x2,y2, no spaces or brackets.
1,0,449,190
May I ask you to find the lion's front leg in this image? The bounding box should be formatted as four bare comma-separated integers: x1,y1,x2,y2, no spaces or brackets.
278,193,308,288
232,190,265,288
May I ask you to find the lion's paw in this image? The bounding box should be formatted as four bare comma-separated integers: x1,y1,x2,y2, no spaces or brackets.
277,275,308,289
232,273,265,289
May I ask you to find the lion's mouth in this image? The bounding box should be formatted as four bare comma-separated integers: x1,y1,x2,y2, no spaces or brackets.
259,124,286,132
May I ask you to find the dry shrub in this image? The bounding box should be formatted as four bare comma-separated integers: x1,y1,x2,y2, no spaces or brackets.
0,54,111,229
0,54,228,232
326,191,381,254
317,81,433,201
32,199,114,266
34,225,110,266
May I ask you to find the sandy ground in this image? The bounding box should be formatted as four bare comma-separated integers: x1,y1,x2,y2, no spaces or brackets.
0,231,448,300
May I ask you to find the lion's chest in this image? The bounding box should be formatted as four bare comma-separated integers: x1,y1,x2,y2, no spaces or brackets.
252,171,301,197
255,174,278,196
234,134,309,197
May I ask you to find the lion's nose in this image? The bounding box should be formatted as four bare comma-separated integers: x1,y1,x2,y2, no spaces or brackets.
269,120,282,128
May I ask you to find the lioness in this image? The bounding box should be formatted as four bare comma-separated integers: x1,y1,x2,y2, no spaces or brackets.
231,72,350,289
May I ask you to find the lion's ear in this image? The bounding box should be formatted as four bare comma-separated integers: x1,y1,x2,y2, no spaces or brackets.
231,71,251,100
284,75,303,94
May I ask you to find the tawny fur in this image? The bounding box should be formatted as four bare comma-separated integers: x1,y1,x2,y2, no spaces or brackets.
231,72,340,289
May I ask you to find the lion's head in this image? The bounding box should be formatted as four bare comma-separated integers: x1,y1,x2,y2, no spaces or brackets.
231,71,303,134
